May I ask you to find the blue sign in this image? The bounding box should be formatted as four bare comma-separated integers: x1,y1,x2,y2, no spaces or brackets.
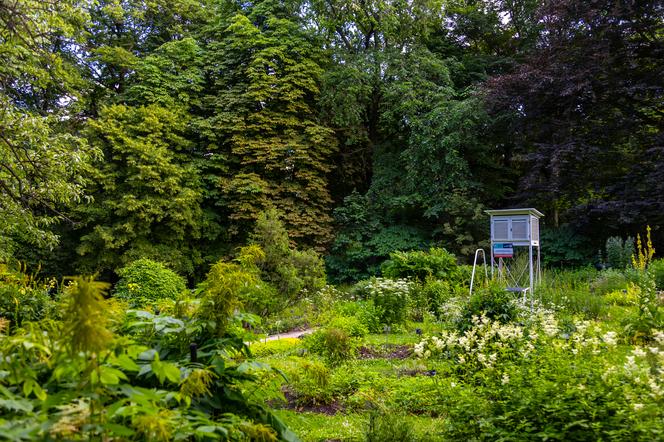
494,243,513,258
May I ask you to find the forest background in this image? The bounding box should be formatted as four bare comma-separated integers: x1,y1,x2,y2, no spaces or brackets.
1,0,662,284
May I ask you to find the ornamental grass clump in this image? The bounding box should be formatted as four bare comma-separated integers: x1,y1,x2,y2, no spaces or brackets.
305,327,357,365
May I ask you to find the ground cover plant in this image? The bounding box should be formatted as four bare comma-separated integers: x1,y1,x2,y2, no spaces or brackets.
3,232,664,441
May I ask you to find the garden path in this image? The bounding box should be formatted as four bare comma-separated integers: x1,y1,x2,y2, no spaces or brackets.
255,328,316,343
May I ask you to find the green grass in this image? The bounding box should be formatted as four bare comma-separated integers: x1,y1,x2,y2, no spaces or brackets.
275,410,447,442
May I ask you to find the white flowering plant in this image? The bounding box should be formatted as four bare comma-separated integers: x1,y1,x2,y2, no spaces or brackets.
414,314,533,379
434,317,664,440
365,278,413,326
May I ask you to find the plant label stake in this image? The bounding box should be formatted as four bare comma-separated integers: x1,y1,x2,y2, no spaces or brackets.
190,342,198,363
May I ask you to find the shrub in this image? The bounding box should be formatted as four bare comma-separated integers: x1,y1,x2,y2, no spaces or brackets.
605,236,634,269
0,264,55,328
234,246,282,315
348,278,373,300
305,327,357,365
366,278,413,326
381,247,459,282
456,283,516,332
604,286,639,306
456,265,473,287
198,246,286,319
290,248,327,295
357,302,384,333
328,315,369,338
325,191,429,283
590,269,628,295
540,225,592,267
113,258,186,307
443,351,661,441
287,360,333,406
413,277,454,320
251,208,326,301
648,258,664,290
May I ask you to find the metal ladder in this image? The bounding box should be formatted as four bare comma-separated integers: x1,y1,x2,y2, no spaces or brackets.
469,248,489,296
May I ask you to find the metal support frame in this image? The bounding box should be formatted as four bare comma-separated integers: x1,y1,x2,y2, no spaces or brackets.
489,241,541,314
489,244,540,293
470,248,489,296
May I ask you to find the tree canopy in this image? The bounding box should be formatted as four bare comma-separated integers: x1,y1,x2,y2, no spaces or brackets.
1,0,661,279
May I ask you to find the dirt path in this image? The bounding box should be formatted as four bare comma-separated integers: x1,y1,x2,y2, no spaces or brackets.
254,328,316,343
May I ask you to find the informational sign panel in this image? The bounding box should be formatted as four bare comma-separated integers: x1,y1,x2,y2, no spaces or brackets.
493,243,514,258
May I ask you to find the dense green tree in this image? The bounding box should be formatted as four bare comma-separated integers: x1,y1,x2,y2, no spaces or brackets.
4,0,661,278
200,2,338,249
0,101,96,259
81,0,205,115
123,37,204,109
315,0,526,280
0,0,96,259
249,208,326,301
0,0,87,112
77,104,204,275
487,0,664,241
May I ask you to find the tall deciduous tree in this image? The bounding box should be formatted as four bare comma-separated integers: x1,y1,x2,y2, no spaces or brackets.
0,0,96,259
201,2,338,249
82,0,205,115
77,104,204,275
487,0,664,237
315,0,525,280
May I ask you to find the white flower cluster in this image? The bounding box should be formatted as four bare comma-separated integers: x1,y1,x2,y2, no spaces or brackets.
540,313,559,337
436,297,465,323
602,331,618,347
616,342,664,404
653,330,664,346
560,319,610,356
369,278,413,293
414,315,531,371
367,278,413,298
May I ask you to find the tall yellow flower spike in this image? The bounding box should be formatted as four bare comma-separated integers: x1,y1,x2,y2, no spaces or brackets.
632,225,655,270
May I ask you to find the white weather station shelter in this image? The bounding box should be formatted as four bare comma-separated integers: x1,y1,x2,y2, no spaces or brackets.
487,208,543,297
470,208,543,305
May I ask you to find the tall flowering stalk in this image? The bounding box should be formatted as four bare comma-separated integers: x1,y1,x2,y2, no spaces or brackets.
632,225,655,270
